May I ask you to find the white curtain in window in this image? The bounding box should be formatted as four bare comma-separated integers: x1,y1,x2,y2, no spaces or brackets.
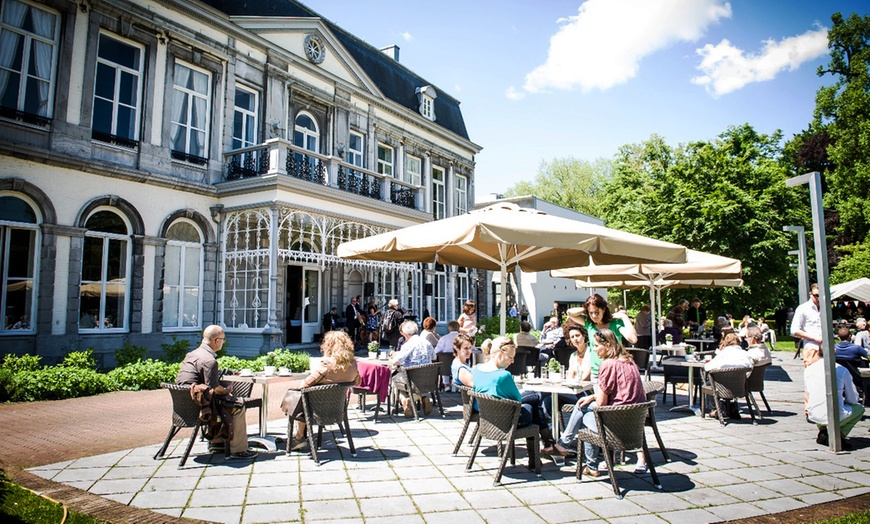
170,65,190,151
191,70,207,156
29,5,53,117
0,1,27,103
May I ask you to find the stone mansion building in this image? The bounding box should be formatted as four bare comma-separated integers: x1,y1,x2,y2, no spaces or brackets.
0,0,481,363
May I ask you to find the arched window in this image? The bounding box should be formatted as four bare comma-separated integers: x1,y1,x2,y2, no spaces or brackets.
293,112,319,153
0,195,39,333
80,209,130,331
163,220,203,330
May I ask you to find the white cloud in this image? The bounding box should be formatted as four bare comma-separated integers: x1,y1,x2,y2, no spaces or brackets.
401,31,413,42
522,0,732,94
505,86,525,101
691,27,829,96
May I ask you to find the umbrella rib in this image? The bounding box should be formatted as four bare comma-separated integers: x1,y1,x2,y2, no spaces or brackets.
458,244,502,267
505,245,553,266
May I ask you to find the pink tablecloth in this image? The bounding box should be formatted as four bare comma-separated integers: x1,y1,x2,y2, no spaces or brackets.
356,360,391,403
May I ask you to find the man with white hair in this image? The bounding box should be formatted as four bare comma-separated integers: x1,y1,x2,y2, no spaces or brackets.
853,318,870,350
390,320,436,417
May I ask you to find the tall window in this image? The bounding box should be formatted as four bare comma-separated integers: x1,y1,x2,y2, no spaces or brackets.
377,144,393,177
224,211,269,329
0,0,60,120
406,155,421,186
0,195,38,333
80,210,130,331
163,220,202,330
432,264,446,320
347,131,364,167
170,62,210,163
92,32,143,145
293,111,318,152
454,267,469,320
454,174,467,216
232,85,257,150
432,165,445,220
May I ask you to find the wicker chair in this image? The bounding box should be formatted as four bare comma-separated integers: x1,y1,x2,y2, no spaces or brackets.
628,348,651,380
701,368,757,425
288,382,356,465
642,380,669,462
452,385,479,455
518,345,542,378
506,349,529,376
436,352,454,389
554,346,574,368
389,362,444,420
154,383,227,468
662,356,702,406
746,363,772,414
228,380,264,431
575,401,662,499
466,391,541,486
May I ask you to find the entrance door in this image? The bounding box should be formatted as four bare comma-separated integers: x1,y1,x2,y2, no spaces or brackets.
285,264,321,344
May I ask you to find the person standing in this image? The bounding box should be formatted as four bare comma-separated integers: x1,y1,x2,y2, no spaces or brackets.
567,294,638,385
519,303,530,324
634,305,652,350
458,300,479,337
686,298,707,336
668,299,689,333
176,325,257,459
381,299,404,351
345,296,359,343
791,283,823,358
804,346,864,449
774,306,788,337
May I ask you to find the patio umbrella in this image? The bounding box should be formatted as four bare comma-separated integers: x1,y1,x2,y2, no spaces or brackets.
337,202,688,334
829,277,870,303
552,249,742,350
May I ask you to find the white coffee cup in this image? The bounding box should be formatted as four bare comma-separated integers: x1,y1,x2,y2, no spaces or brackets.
278,367,289,375
264,366,276,376
240,368,252,376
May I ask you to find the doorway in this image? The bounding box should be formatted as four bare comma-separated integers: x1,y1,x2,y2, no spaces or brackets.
286,265,322,344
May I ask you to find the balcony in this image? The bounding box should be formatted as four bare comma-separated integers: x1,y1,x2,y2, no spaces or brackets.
223,139,419,210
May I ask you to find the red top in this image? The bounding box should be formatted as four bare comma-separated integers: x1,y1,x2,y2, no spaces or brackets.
598,358,645,406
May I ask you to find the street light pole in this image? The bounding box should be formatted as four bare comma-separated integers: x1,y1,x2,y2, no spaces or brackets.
785,172,840,453
783,226,808,303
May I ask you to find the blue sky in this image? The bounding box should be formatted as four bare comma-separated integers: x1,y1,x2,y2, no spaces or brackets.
303,0,869,198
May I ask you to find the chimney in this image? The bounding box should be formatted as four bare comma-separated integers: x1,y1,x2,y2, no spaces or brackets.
380,45,400,62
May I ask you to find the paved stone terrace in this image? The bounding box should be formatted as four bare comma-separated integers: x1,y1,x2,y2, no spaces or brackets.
5,351,870,523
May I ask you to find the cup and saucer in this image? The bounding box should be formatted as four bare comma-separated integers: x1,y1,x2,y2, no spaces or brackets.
239,368,253,377
278,367,291,376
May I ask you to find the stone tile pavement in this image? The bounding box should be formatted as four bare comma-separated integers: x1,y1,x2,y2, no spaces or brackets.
22,351,870,523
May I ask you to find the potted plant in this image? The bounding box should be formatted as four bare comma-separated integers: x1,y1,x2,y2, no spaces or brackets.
665,333,673,346
546,358,562,379
367,341,380,359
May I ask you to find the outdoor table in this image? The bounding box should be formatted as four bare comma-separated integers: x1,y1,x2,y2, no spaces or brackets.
520,378,593,443
662,358,707,416
685,338,716,353
222,372,296,451
354,358,392,417
651,342,694,369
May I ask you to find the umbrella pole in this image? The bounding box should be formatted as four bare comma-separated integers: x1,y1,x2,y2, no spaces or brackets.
500,262,507,336
649,284,660,370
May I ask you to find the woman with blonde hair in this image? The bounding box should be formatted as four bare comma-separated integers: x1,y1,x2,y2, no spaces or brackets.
281,331,361,451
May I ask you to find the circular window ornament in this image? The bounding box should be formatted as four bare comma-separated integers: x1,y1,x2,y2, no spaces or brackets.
304,34,325,64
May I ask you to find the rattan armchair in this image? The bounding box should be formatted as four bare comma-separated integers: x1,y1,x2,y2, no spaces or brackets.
575,400,662,499
701,367,758,425
289,382,356,465
466,391,542,486
642,380,669,462
452,385,479,456
505,349,529,376
154,383,227,468
746,363,772,414
389,362,444,420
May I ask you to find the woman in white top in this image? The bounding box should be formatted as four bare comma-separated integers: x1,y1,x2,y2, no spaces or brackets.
458,300,478,337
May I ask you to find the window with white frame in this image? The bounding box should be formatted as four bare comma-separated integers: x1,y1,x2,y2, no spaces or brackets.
163,220,202,330
232,85,257,150
432,165,445,220
223,211,270,329
80,210,130,331
293,111,319,153
92,32,143,145
432,264,446,320
170,61,210,162
454,266,469,320
377,143,393,177
406,155,421,186
0,195,38,333
454,174,467,216
347,131,364,167
415,85,436,121
0,0,60,120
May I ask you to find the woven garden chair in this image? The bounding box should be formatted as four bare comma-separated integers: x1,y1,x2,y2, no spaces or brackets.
389,362,444,420
228,380,264,431
436,352,454,390
466,391,542,486
517,345,541,378
554,346,574,368
642,380,669,462
505,349,529,376
575,401,662,499
662,356,702,406
629,348,651,380
452,385,479,455
701,368,758,425
154,383,227,467
288,382,356,465
746,363,772,414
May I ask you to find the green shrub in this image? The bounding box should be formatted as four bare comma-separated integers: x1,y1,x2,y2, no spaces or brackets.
1,354,42,374
115,343,148,367
216,355,252,372
60,349,96,370
161,336,192,362
0,368,13,402
106,359,179,391
266,348,309,372
10,367,113,401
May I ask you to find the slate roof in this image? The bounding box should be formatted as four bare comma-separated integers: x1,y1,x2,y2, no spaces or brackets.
199,0,470,140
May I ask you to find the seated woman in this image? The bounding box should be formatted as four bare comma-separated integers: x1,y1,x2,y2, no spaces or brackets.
551,328,647,475
542,322,591,423
451,333,475,387
281,331,361,451
472,336,557,453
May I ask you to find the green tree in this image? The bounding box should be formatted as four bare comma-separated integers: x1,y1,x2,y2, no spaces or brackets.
831,242,870,284
503,157,611,218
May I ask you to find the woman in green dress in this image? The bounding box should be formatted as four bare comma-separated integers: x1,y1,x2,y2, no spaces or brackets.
566,293,638,384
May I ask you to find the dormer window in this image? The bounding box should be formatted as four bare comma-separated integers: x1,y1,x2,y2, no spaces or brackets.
415,85,437,121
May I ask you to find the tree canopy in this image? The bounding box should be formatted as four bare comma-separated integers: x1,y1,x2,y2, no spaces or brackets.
503,157,611,218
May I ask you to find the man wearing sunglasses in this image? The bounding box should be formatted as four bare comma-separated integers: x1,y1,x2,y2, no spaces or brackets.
791,283,823,358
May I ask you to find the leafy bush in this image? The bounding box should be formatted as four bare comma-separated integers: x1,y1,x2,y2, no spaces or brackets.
106,359,179,391
60,349,96,370
115,343,148,367
0,368,13,402
161,336,192,362
1,354,42,374
9,367,113,401
216,355,252,372
265,348,309,372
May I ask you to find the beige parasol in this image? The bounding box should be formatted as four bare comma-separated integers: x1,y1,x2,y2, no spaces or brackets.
337,202,688,334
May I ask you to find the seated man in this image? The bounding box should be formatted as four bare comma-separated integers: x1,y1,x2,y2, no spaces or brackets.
704,334,753,419
435,320,461,354
853,318,870,351
657,318,682,345
176,325,257,459
390,320,436,417
836,325,869,361
745,326,772,366
514,320,539,349
805,346,864,449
